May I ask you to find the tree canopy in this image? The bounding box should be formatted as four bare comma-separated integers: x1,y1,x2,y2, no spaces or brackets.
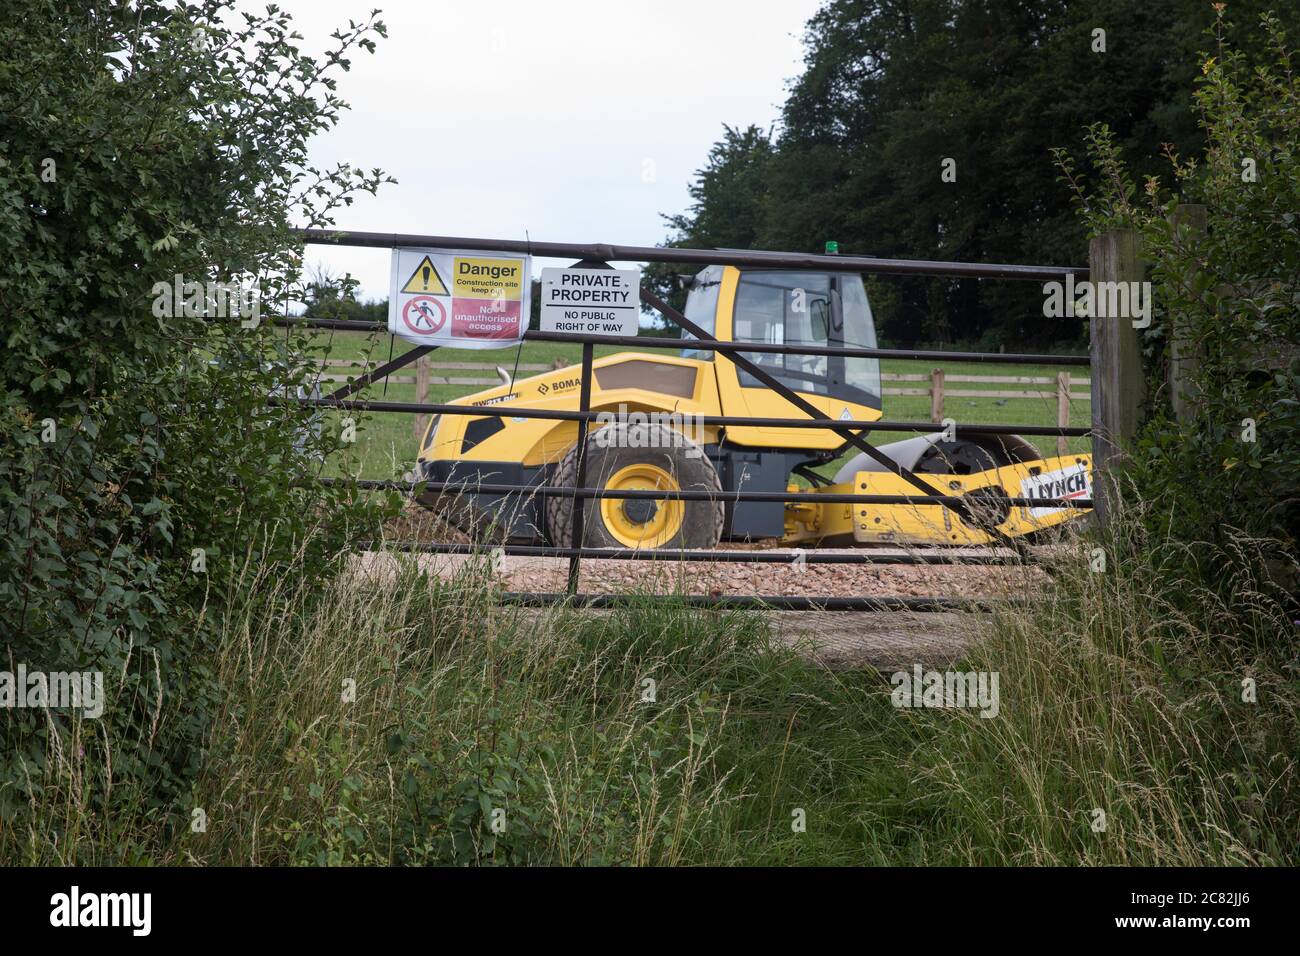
661,0,1292,348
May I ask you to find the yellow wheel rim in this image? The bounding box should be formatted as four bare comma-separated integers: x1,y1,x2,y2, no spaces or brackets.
599,463,683,549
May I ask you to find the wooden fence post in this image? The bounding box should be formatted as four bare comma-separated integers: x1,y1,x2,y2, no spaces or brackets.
1168,204,1207,425
1056,370,1070,458
414,353,430,443
930,367,945,423
1088,230,1147,528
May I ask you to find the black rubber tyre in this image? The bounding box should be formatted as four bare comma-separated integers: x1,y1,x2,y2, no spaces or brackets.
545,422,724,549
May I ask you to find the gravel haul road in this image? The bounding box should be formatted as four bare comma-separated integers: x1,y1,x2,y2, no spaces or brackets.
353,547,1036,668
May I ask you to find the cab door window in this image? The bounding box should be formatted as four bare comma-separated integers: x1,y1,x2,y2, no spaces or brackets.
732,272,830,394
679,265,723,361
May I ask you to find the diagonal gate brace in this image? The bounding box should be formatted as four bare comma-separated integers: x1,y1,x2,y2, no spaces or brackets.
327,344,438,400
640,287,1034,559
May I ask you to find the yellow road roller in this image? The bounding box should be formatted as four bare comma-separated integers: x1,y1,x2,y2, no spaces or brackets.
414,264,1091,548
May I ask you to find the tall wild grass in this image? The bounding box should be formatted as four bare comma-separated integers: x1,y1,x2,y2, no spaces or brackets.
4,505,1295,865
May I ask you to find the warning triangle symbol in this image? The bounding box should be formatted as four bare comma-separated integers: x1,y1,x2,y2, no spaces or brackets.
401,256,449,295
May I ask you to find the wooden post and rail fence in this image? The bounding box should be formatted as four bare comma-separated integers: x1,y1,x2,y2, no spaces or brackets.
312,356,1092,452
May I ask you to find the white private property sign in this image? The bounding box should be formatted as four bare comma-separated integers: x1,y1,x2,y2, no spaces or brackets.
387,247,532,348
540,267,641,336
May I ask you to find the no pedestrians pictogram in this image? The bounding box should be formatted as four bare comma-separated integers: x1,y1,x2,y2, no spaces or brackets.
402,295,447,335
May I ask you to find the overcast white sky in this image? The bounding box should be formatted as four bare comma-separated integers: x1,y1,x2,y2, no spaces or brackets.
257,0,824,301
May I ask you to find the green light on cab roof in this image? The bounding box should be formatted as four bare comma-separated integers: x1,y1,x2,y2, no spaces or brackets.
824,240,839,254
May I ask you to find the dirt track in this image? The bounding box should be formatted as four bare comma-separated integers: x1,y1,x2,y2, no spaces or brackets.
353,546,1028,668
379,502,1047,600
361,504,1035,668
358,545,1045,600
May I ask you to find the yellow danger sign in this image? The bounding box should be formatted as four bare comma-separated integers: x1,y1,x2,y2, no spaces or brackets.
400,256,449,295
452,257,524,299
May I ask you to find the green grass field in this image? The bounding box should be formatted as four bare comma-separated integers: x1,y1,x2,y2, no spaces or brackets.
305,330,1091,479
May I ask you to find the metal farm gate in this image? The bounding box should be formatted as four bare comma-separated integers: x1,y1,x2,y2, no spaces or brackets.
270,227,1145,614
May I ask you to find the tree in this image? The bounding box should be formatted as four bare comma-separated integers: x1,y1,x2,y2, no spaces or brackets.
645,124,773,322
302,265,388,323
1057,10,1300,552
663,0,1294,347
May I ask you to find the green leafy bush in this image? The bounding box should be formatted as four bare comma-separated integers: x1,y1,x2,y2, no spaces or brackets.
1054,10,1300,555
0,2,392,821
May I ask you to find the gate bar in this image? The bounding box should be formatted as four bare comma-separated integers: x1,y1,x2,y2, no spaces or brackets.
274,395,1090,437
316,477,1092,509
567,342,595,593
414,481,1095,509
524,331,1092,366
297,228,1087,281
271,315,1091,367
373,541,1031,565
496,593,1012,612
